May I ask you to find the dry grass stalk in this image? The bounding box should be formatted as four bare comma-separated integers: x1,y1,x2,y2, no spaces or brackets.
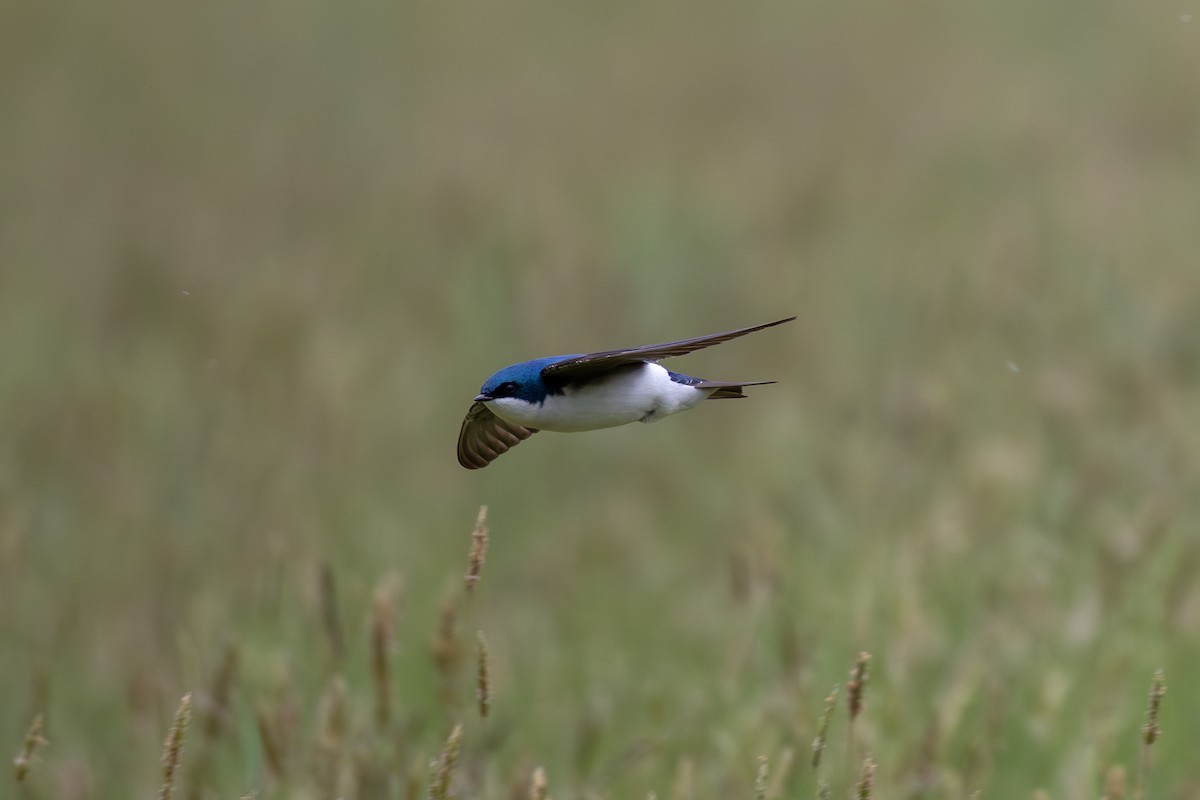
847,652,871,721
669,757,694,800
1102,764,1127,800
204,644,239,740
465,505,489,595
846,652,871,787
811,685,839,770
319,675,349,748
754,755,769,800
505,758,535,800
319,562,345,665
13,711,47,781
255,703,286,780
187,644,239,800
529,766,550,800
1141,669,1165,745
158,692,193,800
429,723,463,800
315,675,348,797
371,583,394,727
432,589,462,708
1135,669,1166,800
766,747,794,800
406,754,427,800
856,755,875,800
476,630,491,719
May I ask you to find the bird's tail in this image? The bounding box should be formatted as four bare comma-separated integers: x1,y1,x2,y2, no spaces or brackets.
697,380,776,399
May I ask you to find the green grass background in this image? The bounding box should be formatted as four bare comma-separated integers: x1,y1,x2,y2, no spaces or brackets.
2,0,1199,797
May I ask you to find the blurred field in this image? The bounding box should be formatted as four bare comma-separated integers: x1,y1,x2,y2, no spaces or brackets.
2,0,1199,797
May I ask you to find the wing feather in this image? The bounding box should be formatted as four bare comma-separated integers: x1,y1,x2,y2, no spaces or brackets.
457,402,539,469
540,316,795,384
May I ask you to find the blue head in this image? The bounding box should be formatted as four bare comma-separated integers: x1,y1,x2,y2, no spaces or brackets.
476,356,570,405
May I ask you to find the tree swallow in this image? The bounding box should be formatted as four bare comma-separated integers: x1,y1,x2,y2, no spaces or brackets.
457,316,795,468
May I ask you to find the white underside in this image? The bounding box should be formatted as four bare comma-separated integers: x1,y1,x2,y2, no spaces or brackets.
486,362,713,432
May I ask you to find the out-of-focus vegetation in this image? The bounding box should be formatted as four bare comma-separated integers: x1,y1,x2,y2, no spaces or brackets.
2,1,1198,797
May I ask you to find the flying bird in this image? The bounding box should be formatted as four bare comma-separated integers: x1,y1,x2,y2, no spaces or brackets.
457,316,795,469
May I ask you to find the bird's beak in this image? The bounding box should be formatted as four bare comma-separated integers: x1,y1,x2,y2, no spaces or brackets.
474,394,491,402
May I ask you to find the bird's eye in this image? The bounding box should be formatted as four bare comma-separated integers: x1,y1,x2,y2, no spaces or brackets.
497,381,518,395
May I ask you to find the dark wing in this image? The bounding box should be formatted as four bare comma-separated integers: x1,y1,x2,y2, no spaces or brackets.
457,402,539,469
540,316,796,384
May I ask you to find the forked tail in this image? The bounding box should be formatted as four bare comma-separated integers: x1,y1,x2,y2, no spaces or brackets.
700,380,776,399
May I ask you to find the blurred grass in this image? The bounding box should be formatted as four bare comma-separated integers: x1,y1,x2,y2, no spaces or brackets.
2,0,1199,797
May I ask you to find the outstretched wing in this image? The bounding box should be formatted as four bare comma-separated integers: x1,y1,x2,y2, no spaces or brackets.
540,316,796,384
457,402,539,469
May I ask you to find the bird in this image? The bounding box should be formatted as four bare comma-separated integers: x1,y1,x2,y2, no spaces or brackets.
457,316,795,469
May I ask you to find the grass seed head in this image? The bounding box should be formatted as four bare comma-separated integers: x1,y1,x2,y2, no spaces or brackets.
476,630,491,719
466,505,490,595
1142,669,1165,745
158,693,193,800
1102,764,1126,800
13,712,47,782
812,685,839,770
1136,669,1167,800
529,765,549,800
315,676,349,798
753,755,768,800
856,755,876,800
848,652,871,722
429,723,463,800
371,583,395,727
319,562,345,664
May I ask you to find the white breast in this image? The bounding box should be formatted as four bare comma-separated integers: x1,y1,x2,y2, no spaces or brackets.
488,362,710,432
